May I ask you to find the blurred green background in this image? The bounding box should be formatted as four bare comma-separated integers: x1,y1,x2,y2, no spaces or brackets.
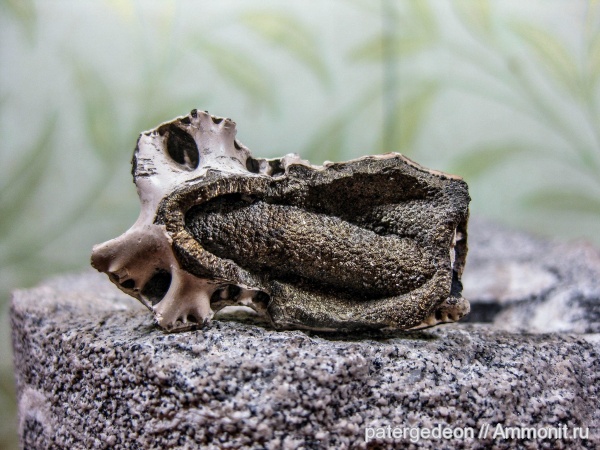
1,0,599,448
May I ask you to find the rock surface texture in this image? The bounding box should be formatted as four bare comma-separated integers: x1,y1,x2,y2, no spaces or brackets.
464,219,600,334
12,219,600,449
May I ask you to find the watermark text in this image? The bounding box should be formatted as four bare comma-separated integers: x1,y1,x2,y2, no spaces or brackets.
364,424,590,444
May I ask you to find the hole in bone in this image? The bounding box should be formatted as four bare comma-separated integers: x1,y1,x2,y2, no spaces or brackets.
166,124,199,170
120,279,135,290
255,291,270,305
185,314,199,324
434,309,443,322
268,159,285,177
228,285,241,300
211,288,226,303
234,140,242,150
210,284,243,304
211,117,223,124
246,157,260,173
140,270,172,306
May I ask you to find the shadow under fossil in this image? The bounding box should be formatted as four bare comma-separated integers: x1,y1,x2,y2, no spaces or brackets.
213,306,440,342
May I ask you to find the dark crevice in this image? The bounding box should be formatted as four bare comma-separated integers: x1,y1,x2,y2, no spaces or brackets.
210,284,243,304
141,270,172,306
246,157,260,173
166,125,199,170
268,160,285,177
450,270,463,297
186,314,199,324
120,279,135,290
462,303,503,323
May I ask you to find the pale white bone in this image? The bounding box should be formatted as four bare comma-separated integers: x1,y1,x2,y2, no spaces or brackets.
92,111,265,331
153,273,217,331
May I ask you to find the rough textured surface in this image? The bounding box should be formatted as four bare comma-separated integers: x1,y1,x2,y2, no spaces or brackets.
188,200,435,298
92,110,470,333
12,220,600,449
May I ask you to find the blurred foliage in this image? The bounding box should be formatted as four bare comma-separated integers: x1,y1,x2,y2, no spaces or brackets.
241,11,331,85
446,0,600,220
0,0,36,41
0,116,56,240
1,1,599,448
191,37,278,112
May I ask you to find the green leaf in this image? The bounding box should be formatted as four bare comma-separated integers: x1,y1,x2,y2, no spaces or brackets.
450,143,531,180
0,0,36,40
6,249,75,277
0,116,56,236
511,21,581,96
381,82,439,154
405,0,437,36
241,12,330,85
350,0,436,63
453,0,493,37
302,115,348,163
0,173,112,269
302,87,380,162
350,33,433,62
588,31,600,87
73,63,121,163
192,38,277,112
524,190,600,216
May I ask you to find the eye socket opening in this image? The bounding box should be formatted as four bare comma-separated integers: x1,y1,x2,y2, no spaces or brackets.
166,124,199,170
141,270,172,306
120,279,135,290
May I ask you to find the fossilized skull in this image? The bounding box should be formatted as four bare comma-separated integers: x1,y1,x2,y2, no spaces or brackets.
92,109,470,333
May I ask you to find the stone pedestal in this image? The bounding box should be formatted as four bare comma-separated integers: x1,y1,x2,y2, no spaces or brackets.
11,220,600,449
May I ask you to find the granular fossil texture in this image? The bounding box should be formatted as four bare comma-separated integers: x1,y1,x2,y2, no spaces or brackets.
91,110,470,333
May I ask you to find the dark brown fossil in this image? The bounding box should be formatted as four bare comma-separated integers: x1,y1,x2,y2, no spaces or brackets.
91,110,470,333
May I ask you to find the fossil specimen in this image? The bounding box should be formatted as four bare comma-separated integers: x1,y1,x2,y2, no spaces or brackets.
91,110,470,333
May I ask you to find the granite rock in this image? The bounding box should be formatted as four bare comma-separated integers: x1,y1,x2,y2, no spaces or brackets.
464,218,600,334
11,220,600,449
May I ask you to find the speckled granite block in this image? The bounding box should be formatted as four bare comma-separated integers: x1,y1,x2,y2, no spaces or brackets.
10,220,600,449
464,219,600,333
